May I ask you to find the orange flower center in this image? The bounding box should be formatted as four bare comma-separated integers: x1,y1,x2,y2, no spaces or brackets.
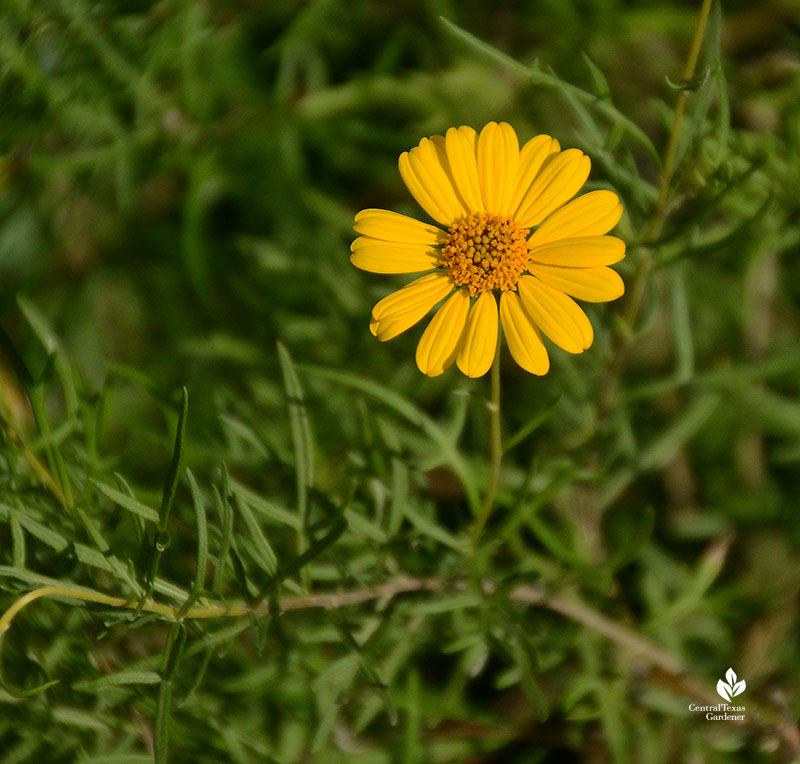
441,212,529,296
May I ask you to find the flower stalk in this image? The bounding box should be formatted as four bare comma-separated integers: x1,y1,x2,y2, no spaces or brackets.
471,347,503,545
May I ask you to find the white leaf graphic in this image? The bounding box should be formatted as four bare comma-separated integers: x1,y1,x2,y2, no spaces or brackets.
732,680,746,697
716,679,732,702
726,668,737,686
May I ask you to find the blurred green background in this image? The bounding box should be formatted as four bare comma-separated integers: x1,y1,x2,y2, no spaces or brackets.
2,0,800,762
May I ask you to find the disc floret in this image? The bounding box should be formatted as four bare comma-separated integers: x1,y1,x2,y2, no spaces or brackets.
442,212,529,296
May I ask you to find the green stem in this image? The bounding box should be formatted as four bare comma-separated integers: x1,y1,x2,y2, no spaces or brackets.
471,349,502,545
599,0,715,414
4,578,800,756
647,0,715,242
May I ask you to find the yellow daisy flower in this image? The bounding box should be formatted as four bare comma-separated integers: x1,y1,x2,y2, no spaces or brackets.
351,122,626,378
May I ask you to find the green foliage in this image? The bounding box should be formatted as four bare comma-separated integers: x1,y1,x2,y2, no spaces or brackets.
2,0,800,762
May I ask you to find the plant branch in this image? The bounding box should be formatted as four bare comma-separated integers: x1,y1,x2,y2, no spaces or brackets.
2,573,800,758
599,0,715,414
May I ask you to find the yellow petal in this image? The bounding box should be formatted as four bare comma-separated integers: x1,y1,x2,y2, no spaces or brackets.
515,149,591,229
399,151,448,226
528,265,625,303
350,239,440,274
400,137,469,226
478,122,519,216
431,135,470,217
370,273,454,341
518,275,593,353
445,126,484,213
354,208,444,245
415,289,470,376
456,292,498,378
528,190,623,246
508,135,560,221
372,272,452,320
499,291,550,375
529,236,626,267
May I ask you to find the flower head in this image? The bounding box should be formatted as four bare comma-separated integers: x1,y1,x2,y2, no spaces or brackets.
351,122,625,377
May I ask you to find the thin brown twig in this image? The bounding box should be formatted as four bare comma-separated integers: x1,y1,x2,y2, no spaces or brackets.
2,574,799,756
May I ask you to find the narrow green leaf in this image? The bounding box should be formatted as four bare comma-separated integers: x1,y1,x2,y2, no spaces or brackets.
51,706,110,731
672,0,722,173
715,384,800,438
8,508,25,568
74,508,141,593
278,342,314,586
404,593,480,616
13,510,68,552
211,471,234,595
402,503,464,553
311,654,358,751
646,536,731,631
73,544,114,573
178,468,208,618
179,648,213,706
0,564,109,596
344,508,388,544
106,361,174,408
526,513,588,568
218,414,272,461
16,295,60,357
638,393,719,470
603,505,656,572
376,418,409,535
302,365,480,512
253,514,347,606
712,62,730,166
234,494,278,575
670,265,694,384
28,384,74,511
91,479,159,523
403,670,421,764
138,387,188,611
439,17,659,164
74,670,161,690
598,679,630,764
330,613,396,726
228,478,301,530
78,756,154,764
506,627,548,720
503,396,561,454
159,387,188,531
354,627,422,733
